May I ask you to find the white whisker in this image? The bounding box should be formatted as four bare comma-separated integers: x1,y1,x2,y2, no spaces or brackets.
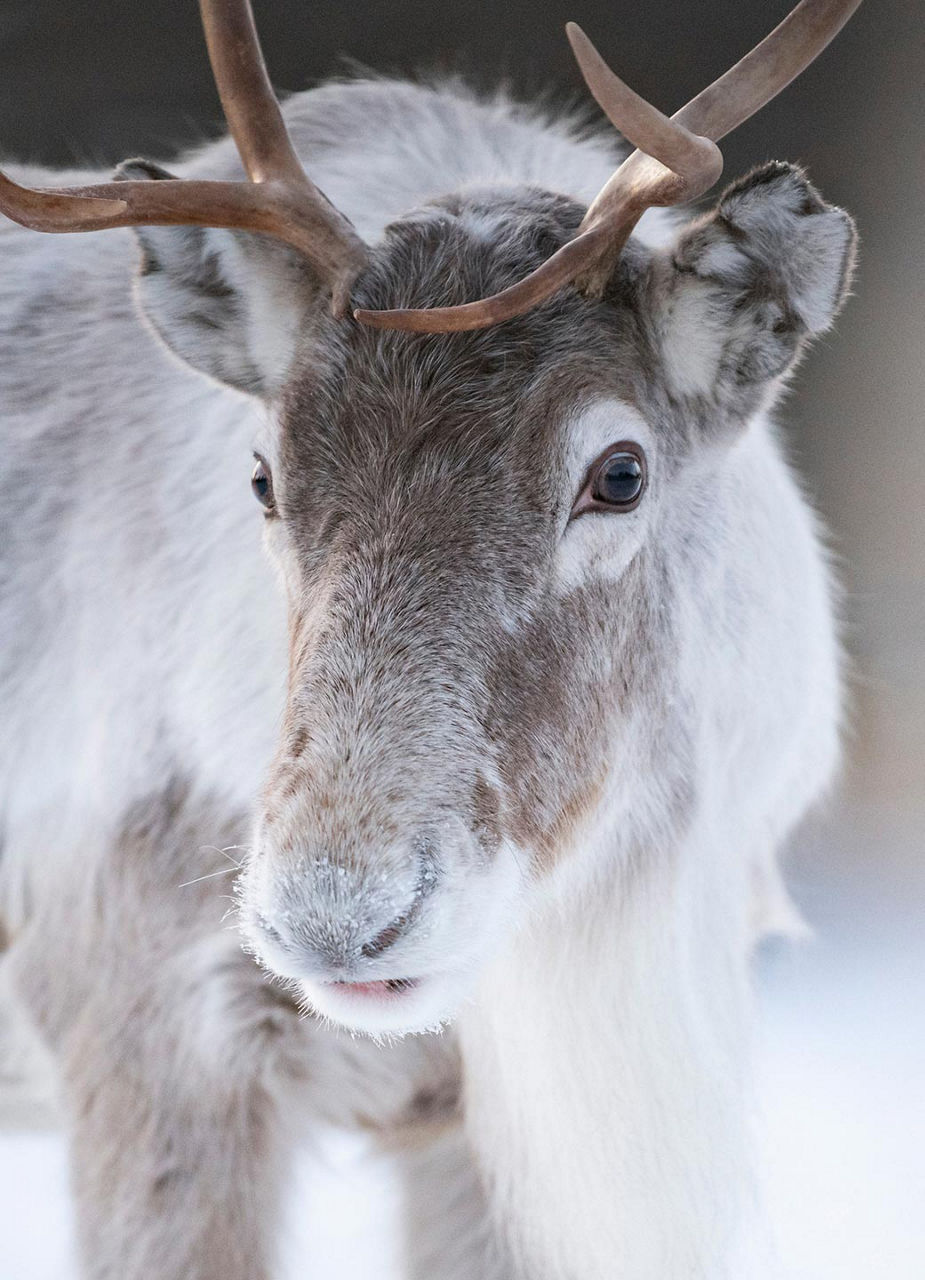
178,867,240,889
197,845,248,869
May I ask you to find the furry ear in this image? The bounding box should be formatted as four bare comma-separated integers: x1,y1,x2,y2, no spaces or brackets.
651,162,857,416
115,159,320,398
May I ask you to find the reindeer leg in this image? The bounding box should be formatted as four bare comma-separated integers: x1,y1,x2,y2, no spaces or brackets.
4,790,306,1279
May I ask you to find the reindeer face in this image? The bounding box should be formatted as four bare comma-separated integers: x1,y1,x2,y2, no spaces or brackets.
225,171,854,1034
241,197,645,1033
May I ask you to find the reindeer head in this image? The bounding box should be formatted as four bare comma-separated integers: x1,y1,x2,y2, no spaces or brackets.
0,0,859,1033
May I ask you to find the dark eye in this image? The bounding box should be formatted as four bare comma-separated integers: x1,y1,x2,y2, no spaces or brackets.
592,450,645,506
571,441,647,519
251,456,275,512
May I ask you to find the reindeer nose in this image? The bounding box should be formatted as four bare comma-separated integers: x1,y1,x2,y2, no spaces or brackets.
251,857,432,978
258,918,406,977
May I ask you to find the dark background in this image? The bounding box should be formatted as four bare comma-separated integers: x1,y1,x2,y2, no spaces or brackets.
1,0,923,814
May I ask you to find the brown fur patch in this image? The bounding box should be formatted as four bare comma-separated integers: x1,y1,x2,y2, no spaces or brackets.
534,766,611,871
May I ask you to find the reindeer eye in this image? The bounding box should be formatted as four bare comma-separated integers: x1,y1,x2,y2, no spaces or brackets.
571,442,647,519
251,456,275,511
592,450,645,506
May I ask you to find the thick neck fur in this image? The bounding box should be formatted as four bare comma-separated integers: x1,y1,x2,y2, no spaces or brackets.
459,839,763,1279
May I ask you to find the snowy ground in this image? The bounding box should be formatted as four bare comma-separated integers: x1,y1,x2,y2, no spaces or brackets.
2,810,923,1279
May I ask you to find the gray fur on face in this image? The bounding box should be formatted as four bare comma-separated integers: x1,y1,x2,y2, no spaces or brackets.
264,192,673,879
257,164,853,865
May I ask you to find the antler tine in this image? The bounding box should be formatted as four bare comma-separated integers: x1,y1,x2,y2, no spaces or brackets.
356,0,863,333
564,24,722,192
675,0,864,144
199,0,307,187
0,0,368,315
573,0,865,292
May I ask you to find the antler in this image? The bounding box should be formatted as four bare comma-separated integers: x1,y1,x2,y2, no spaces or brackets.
0,0,368,316
355,0,863,333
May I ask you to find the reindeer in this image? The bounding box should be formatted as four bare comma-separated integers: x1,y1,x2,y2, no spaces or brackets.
0,0,862,1276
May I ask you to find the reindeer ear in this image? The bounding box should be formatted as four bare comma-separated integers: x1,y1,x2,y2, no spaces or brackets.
651,162,856,416
116,159,317,398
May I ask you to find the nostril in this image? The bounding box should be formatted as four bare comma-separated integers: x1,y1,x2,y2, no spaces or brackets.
359,845,438,958
360,904,417,959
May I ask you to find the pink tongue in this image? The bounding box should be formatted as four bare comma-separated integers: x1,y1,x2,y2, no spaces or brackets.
332,979,417,997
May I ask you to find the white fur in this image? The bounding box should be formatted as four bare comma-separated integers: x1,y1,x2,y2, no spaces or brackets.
557,399,656,588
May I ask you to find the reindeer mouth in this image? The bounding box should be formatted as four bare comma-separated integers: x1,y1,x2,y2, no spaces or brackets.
301,969,464,1034
327,977,421,999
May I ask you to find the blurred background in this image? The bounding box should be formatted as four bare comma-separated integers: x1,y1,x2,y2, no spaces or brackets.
0,0,921,1276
